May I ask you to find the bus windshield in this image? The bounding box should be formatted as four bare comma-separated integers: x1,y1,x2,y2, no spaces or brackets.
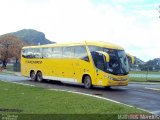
89,46,129,75
106,49,129,75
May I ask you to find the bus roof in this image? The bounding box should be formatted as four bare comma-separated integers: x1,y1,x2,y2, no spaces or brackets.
22,41,124,50
86,41,123,50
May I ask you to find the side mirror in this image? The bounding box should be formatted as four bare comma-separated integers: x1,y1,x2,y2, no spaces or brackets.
105,53,110,62
95,51,110,63
126,53,134,64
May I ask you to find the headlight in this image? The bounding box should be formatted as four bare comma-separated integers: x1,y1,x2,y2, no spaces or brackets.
104,75,128,81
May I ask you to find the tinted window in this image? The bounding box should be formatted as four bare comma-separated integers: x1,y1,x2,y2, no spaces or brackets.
33,48,42,58
91,51,106,71
88,46,103,52
88,45,109,53
75,46,89,62
63,47,74,58
22,49,28,58
27,48,34,58
52,47,63,58
42,48,52,58
22,48,41,58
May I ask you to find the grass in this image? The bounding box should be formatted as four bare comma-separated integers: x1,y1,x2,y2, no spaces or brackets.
0,81,148,120
0,71,17,75
6,65,14,71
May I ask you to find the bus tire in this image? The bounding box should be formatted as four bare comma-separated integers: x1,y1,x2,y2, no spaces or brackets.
30,71,36,81
36,71,43,82
104,86,111,89
84,75,92,89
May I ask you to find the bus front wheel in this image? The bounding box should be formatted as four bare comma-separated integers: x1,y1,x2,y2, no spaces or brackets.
104,86,111,89
30,71,36,81
84,76,92,89
36,71,43,82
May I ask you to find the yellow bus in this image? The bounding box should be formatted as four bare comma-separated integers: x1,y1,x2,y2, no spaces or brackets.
21,41,133,88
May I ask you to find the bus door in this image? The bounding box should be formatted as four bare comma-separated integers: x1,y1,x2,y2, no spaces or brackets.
91,51,107,85
73,46,94,83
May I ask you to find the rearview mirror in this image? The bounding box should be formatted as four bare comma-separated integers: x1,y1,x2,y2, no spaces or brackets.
105,53,110,63
126,53,134,64
95,51,110,63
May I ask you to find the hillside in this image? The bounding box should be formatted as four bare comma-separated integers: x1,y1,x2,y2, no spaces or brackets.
134,57,145,65
140,58,160,71
12,29,55,45
130,57,160,71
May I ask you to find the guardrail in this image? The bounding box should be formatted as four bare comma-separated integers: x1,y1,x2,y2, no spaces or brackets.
129,71,160,82
129,74,160,78
0,67,3,72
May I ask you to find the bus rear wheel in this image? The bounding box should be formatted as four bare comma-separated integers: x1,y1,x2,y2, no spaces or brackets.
36,71,43,82
84,75,92,89
30,71,36,81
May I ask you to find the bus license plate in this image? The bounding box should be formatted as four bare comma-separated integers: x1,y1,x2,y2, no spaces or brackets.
118,82,124,85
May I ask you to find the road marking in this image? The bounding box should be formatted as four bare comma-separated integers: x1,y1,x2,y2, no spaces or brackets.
145,87,160,91
11,82,36,87
49,88,151,113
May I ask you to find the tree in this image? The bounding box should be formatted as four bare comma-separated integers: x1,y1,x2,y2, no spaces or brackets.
0,34,23,68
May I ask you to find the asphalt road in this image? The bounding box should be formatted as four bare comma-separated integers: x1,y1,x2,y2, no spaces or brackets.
0,73,160,115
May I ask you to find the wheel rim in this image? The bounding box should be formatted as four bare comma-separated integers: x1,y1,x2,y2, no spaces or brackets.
37,72,42,82
85,79,90,87
31,72,35,81
84,77,91,88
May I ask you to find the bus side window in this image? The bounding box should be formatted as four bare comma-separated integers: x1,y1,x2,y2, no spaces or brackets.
91,51,105,71
22,48,36,58
88,46,103,52
63,47,74,58
42,48,52,58
34,48,42,58
75,46,89,62
52,47,63,58
27,48,35,58
22,49,28,58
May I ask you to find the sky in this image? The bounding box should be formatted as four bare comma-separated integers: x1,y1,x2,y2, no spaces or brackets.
0,0,160,62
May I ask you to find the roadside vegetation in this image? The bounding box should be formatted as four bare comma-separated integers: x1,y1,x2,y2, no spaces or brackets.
129,71,160,82
129,77,160,82
130,71,160,75
5,65,14,71
0,81,148,120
